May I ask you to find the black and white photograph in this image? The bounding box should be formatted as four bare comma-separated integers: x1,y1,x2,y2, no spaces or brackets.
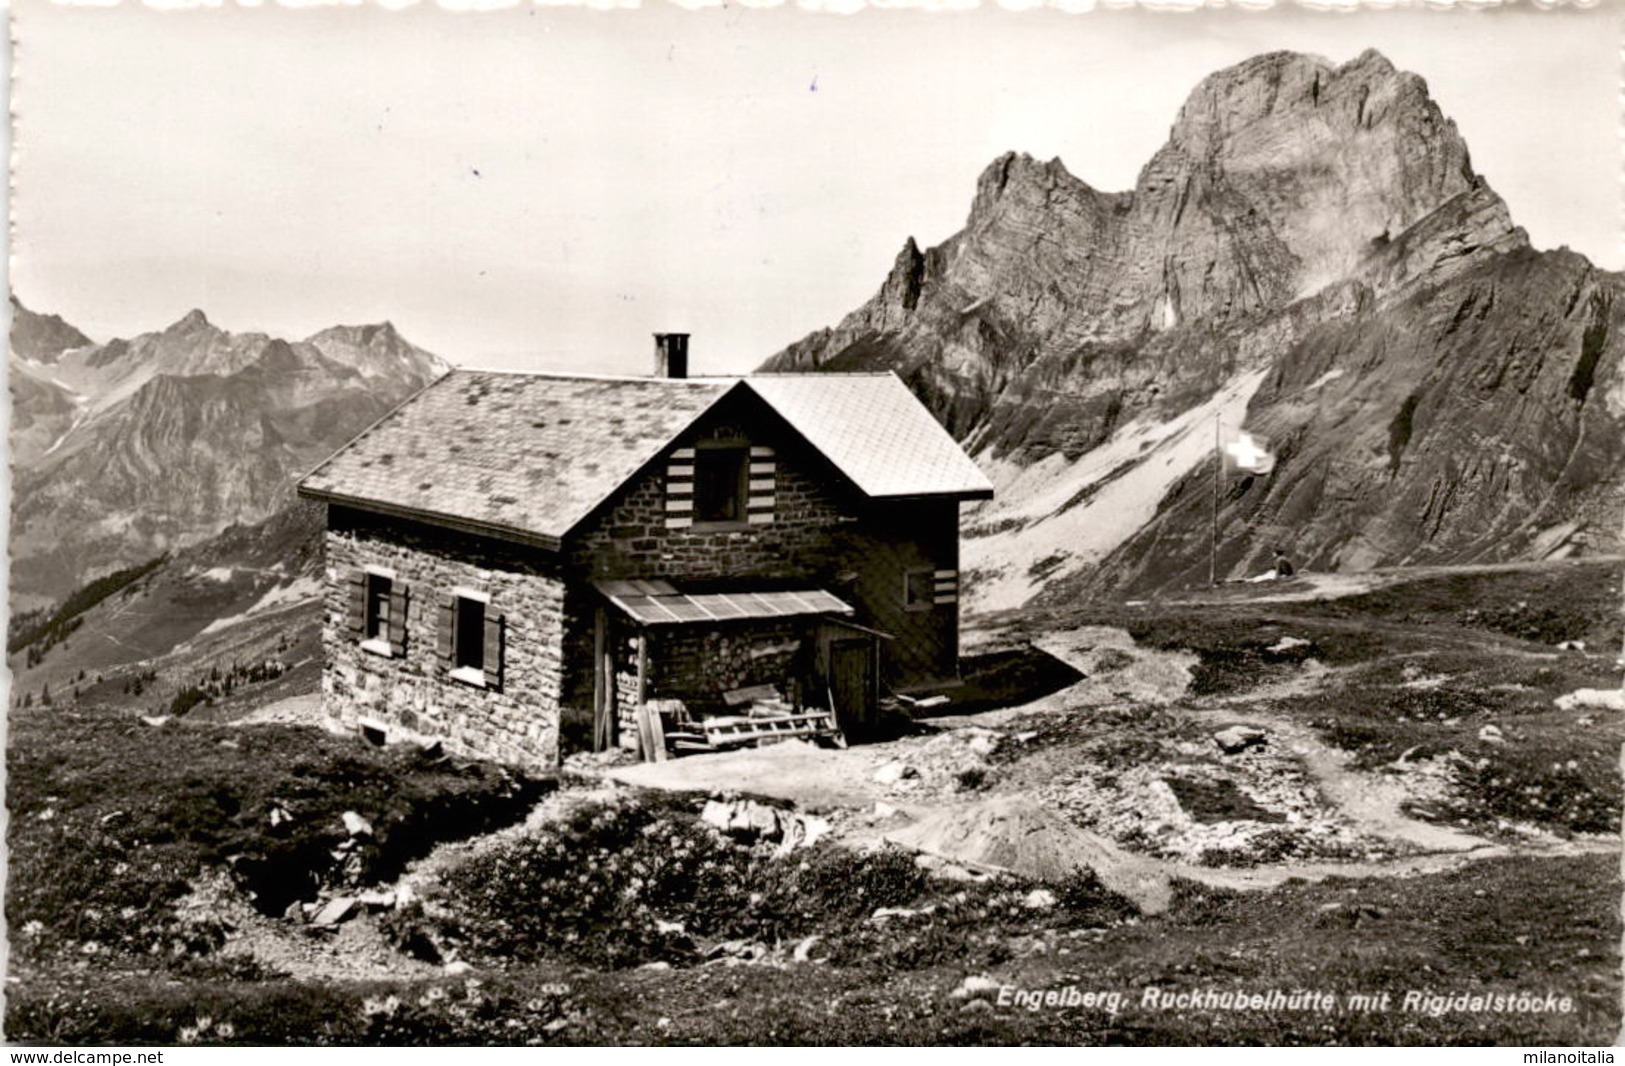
6,0,1624,1047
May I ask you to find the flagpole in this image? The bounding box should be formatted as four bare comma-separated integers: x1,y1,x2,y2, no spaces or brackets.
1211,412,1220,586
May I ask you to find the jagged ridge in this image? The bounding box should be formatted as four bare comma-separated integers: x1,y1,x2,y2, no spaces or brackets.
762,49,1621,606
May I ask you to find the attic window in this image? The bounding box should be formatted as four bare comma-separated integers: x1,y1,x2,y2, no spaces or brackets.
667,444,775,530
905,568,958,611
904,569,936,612
693,445,749,525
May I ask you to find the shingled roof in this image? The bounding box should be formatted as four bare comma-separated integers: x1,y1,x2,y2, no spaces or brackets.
298,368,992,548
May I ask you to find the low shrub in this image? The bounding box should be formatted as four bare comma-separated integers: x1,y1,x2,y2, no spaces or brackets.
425,797,930,970
1052,867,1140,927
7,707,550,968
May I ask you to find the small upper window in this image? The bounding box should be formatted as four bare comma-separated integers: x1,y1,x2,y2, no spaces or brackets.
904,569,936,612
693,445,749,525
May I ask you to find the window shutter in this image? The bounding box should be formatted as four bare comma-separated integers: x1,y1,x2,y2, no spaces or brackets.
482,612,504,685
387,586,410,655
933,569,959,605
746,446,776,525
665,447,695,529
436,592,456,663
345,570,367,633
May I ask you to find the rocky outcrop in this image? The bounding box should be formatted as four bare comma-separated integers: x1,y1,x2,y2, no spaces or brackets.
10,296,92,364
763,49,1623,602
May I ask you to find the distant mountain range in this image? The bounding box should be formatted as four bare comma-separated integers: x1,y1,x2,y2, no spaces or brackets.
764,49,1625,609
9,301,447,609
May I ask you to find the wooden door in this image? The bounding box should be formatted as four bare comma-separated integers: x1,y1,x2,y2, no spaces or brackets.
829,637,877,739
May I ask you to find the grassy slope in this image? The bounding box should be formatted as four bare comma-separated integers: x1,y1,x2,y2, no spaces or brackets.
8,502,326,720
6,706,549,972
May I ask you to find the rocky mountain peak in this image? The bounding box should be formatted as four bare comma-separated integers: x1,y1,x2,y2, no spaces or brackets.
304,320,449,381
166,308,216,335
10,296,93,364
762,49,1619,604
969,152,1094,221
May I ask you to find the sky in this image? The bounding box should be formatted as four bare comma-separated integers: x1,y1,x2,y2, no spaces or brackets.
10,0,1623,375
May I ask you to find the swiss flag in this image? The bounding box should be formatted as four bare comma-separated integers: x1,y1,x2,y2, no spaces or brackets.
1223,431,1276,476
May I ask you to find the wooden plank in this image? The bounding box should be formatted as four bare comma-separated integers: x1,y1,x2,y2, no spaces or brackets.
647,703,669,763
723,683,780,706
592,606,611,753
636,701,656,763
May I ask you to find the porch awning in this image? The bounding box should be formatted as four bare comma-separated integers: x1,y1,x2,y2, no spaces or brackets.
594,579,854,627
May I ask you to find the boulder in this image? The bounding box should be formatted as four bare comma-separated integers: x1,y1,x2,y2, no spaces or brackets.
310,897,358,927
747,802,782,840
951,974,1002,1001
1022,887,1058,910
1554,688,1625,713
1213,726,1268,754
964,731,1000,757
872,760,918,786
341,811,374,838
357,890,396,911
699,799,733,831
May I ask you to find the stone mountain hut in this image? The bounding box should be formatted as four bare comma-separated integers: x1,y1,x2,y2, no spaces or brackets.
296,335,993,768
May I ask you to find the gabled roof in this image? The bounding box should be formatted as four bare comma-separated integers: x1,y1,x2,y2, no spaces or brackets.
297,368,992,548
748,374,992,500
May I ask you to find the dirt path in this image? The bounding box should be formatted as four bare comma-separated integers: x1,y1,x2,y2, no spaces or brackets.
1159,555,1625,608
1180,703,1491,855
1168,833,1619,890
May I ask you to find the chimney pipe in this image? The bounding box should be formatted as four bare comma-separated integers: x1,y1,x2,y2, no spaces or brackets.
653,333,690,380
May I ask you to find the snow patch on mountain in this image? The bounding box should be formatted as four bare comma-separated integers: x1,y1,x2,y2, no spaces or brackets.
964,368,1270,613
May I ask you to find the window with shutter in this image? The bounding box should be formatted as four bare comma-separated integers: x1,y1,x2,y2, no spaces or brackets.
692,444,748,525
444,589,495,688
365,575,392,640
903,569,935,612
455,598,486,670
356,567,399,656
905,568,957,610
